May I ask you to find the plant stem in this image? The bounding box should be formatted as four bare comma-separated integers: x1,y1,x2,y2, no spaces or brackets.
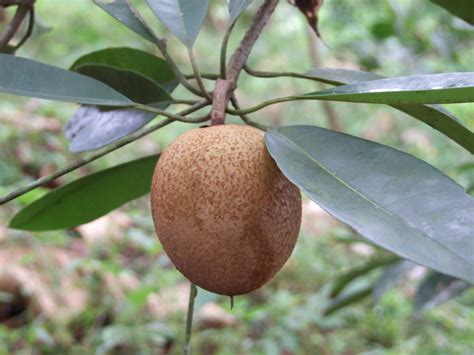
1,0,32,5
184,283,197,355
154,37,206,98
167,99,200,106
197,67,341,84
219,22,236,79
226,0,279,84
244,64,330,82
210,0,279,124
185,72,219,81
187,47,212,101
0,0,34,52
0,101,209,205
227,95,310,115
0,119,169,205
134,101,209,123
306,28,342,131
123,1,206,98
11,5,33,50
229,94,268,131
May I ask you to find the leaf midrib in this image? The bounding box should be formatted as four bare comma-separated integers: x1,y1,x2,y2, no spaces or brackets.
274,130,473,271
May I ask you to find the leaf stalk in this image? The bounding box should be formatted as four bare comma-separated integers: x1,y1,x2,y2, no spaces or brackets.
0,101,210,205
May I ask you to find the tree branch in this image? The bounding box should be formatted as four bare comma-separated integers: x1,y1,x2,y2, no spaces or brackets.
186,47,212,100
244,64,321,81
226,0,279,84
135,101,209,123
154,37,208,99
0,0,34,52
210,0,279,125
229,94,267,131
119,1,207,99
0,0,30,7
210,79,233,125
11,5,33,50
226,94,311,115
0,101,210,205
219,22,236,79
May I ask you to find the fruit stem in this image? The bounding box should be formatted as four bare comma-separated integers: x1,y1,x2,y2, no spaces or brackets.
184,283,197,355
210,0,279,125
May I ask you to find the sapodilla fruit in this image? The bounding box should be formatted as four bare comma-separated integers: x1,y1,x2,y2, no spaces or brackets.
150,125,302,296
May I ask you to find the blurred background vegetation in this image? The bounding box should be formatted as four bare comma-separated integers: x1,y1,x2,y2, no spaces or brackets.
0,0,473,353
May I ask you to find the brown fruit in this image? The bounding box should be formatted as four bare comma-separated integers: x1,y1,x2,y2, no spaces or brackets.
150,125,302,296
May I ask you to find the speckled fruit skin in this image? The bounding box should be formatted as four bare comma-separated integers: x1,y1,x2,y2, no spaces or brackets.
150,125,302,296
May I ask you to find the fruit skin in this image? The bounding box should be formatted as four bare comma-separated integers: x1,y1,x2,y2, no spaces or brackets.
150,125,302,296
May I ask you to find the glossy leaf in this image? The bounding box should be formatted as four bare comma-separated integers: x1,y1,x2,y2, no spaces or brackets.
228,0,253,23
304,72,474,104
414,272,470,314
94,0,156,43
431,0,474,25
70,47,177,92
67,48,177,152
373,260,416,301
265,126,474,284
0,54,132,106
146,0,209,47
9,155,159,231
64,106,157,152
306,68,384,86
305,68,474,154
73,64,171,104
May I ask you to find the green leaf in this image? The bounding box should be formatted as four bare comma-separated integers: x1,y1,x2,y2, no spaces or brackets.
66,48,177,152
306,68,384,86
324,286,372,316
73,64,171,104
330,256,399,298
305,69,474,154
70,47,177,92
265,126,474,284
431,0,474,25
0,54,132,106
94,0,157,43
9,155,159,231
228,0,253,23
414,272,470,315
304,72,474,104
146,0,209,47
371,21,395,40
